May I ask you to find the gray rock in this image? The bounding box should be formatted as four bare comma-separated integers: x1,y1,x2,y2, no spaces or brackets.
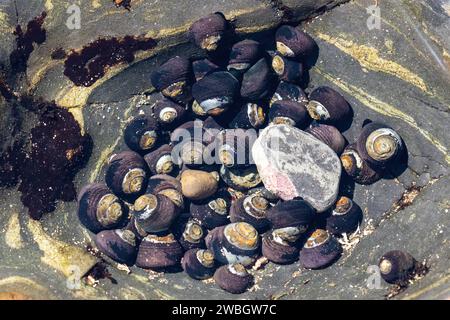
252,124,341,212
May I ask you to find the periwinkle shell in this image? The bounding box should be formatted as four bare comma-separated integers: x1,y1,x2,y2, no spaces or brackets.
189,13,228,51
144,144,174,175
307,86,352,127
95,229,137,265
220,165,261,191
229,103,266,130
240,58,275,101
214,263,253,294
146,174,184,208
181,248,216,280
326,196,363,235
228,39,261,72
299,229,342,269
172,213,207,250
152,98,187,129
275,25,316,59
135,233,184,269
271,81,308,106
262,231,300,264
216,129,255,168
340,143,382,185
272,54,303,83
133,193,179,233
378,250,418,284
229,194,270,232
192,58,220,81
268,100,309,128
306,123,346,155
124,114,159,153
190,190,231,230
267,198,315,231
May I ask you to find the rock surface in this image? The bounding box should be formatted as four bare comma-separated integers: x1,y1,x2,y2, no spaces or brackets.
252,124,341,212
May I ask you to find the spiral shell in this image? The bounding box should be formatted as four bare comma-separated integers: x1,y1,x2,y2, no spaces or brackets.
180,169,219,200
181,248,216,280
220,165,261,191
305,123,346,155
272,54,303,83
172,213,206,250
152,98,187,128
240,58,275,101
229,103,266,129
229,193,270,232
299,229,342,269
133,193,179,233
268,100,309,128
262,231,300,264
275,25,316,59
95,229,137,265
228,39,262,72
192,58,220,81
214,263,253,294
307,86,351,127
326,196,363,235
190,190,231,230
267,198,315,230
340,144,382,185
271,81,308,106
124,115,159,153
144,144,174,175
189,13,228,52
378,250,418,284
135,233,184,269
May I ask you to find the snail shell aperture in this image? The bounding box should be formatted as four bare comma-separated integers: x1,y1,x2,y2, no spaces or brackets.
262,230,300,264
340,144,382,185
307,86,351,127
124,115,159,153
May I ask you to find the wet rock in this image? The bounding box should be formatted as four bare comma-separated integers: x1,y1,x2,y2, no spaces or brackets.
252,124,341,212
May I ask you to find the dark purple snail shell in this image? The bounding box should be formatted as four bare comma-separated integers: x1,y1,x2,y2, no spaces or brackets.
229,102,266,129
181,248,216,280
275,25,316,59
188,12,228,52
172,213,207,251
190,190,231,230
356,122,403,169
340,143,382,185
192,71,240,116
299,229,342,269
216,129,255,168
271,54,303,83
247,186,279,203
193,58,220,81
77,183,129,233
152,98,187,129
220,165,262,191
228,39,262,72
124,114,160,153
95,229,138,265
133,193,180,234
170,120,209,167
150,56,192,103
214,264,253,294
143,144,174,176
125,216,148,241
268,100,309,128
229,194,270,232
205,222,260,266
240,58,276,101
135,233,184,269
305,123,346,155
326,196,363,235
105,151,149,203
307,86,352,126
378,250,418,284
262,231,300,264
271,81,308,106
267,198,315,230
145,174,184,208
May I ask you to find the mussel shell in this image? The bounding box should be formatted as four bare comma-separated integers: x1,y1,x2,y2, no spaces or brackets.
271,54,303,83
192,58,220,81
340,144,382,185
152,98,187,128
95,229,137,265
180,169,219,201
220,165,261,191
214,264,253,294
267,198,315,230
356,122,403,169
299,229,342,269
191,71,240,116
378,250,417,284
190,189,231,230
271,81,308,106
105,151,149,202
240,58,275,101
172,213,207,250
307,86,351,126
229,194,270,232
228,39,261,72
150,56,192,103
326,196,362,235
144,144,174,175
77,183,128,233
133,193,179,233
275,25,316,59
305,123,346,155
181,248,216,280
229,103,266,129
188,13,228,51
268,100,309,128
205,222,260,266
262,231,300,264
135,233,184,269
124,114,159,153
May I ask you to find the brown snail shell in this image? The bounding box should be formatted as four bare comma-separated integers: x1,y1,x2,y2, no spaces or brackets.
150,56,192,103
192,71,240,116
272,54,303,83
299,229,342,269
135,233,184,269
190,189,231,230
124,114,160,153
228,39,262,72
181,248,216,280
240,58,276,101
188,13,228,52
205,222,260,266
268,100,309,128
307,86,352,127
326,196,363,235
267,198,315,230
378,250,418,284
229,193,270,232
95,229,137,265
220,165,261,191
262,230,300,264
172,213,206,250
152,98,187,129
192,58,220,81
229,102,266,130
105,151,149,202
77,183,128,233
180,169,219,200
214,263,253,294
144,144,174,175
133,193,179,234
305,123,346,155
340,143,382,185
275,25,316,59
270,81,308,106
356,122,403,169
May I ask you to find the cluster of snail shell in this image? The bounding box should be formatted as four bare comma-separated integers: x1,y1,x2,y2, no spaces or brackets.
77,12,407,294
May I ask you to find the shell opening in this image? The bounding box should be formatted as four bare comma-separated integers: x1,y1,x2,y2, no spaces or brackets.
272,116,296,126
139,130,157,150
224,222,259,250
162,81,186,98
96,193,123,227
247,103,265,128
365,128,402,161
379,259,393,274
306,100,331,121
183,221,204,243
243,194,268,218
159,107,178,123
333,196,353,216
276,41,295,57
341,149,362,172
155,154,174,174
122,168,146,194
158,189,184,208
304,229,330,249
197,249,215,267
272,226,303,245
272,55,285,75
208,198,228,215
